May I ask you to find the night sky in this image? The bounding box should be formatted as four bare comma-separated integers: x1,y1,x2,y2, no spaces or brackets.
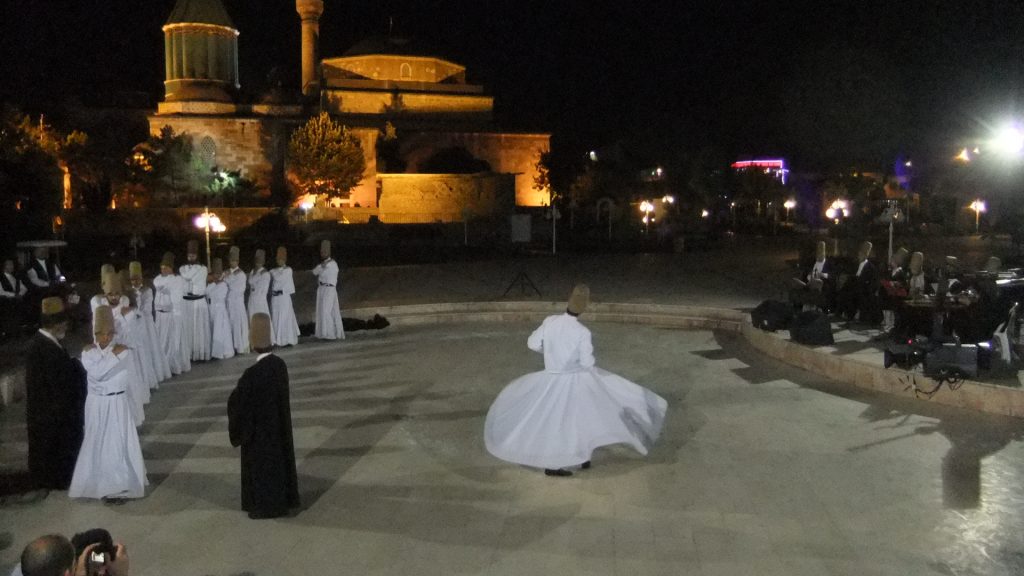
3,0,1024,171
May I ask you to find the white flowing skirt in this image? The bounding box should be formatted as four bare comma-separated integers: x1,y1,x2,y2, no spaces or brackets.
315,286,344,340
156,311,190,375
271,294,300,346
227,297,249,354
183,299,211,361
210,303,235,359
484,367,667,470
141,312,171,383
125,318,158,393
69,394,148,499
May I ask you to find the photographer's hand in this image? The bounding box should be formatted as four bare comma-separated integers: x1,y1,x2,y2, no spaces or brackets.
108,543,130,576
74,543,100,576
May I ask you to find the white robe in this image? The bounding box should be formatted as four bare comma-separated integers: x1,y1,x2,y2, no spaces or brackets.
312,258,344,340
207,281,235,359
484,313,668,470
224,267,250,354
135,285,172,383
180,262,211,361
270,266,300,346
153,273,190,375
90,294,149,422
248,267,275,340
69,344,148,499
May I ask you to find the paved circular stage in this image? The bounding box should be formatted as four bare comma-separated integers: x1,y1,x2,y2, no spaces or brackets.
3,321,1024,576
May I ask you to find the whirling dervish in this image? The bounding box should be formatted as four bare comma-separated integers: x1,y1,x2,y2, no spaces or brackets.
484,284,668,477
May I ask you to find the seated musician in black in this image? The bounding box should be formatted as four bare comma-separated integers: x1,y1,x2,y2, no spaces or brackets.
837,240,882,325
789,240,836,313
879,247,910,333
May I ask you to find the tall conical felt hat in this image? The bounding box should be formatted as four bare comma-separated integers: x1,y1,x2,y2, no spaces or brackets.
40,295,68,327
211,257,224,276
567,283,590,315
228,246,240,265
276,246,287,263
187,239,199,256
129,261,143,279
93,305,115,335
101,266,120,294
250,312,272,350
254,249,266,267
320,239,331,257
161,251,175,268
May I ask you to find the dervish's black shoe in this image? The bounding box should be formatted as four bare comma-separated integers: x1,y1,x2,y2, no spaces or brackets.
581,461,591,470
102,497,128,506
544,468,573,477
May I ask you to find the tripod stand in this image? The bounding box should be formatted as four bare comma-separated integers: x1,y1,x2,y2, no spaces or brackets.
503,269,541,298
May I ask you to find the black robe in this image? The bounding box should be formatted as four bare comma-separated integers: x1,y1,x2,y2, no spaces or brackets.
25,331,87,489
228,354,299,517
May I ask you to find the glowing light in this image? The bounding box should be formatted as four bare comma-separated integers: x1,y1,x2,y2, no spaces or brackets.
783,199,796,209
588,151,598,162
993,125,1024,157
826,199,849,223
639,200,654,214
904,160,913,167
970,199,986,214
700,209,709,219
662,195,675,204
955,148,971,162
194,212,227,233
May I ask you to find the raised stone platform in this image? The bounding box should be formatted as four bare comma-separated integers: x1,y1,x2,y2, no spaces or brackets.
349,301,1024,418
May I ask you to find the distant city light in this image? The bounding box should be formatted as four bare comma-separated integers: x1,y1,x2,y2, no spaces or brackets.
993,125,1024,157
588,150,598,162
825,199,849,223
904,160,912,167
662,195,675,204
783,199,796,210
731,158,788,184
700,209,709,219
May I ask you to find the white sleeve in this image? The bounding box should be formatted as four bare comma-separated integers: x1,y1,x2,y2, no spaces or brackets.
26,268,47,288
578,331,595,368
527,323,545,352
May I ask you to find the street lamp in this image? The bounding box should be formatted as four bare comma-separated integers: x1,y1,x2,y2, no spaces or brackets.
639,200,654,234
194,207,226,268
970,199,986,233
783,199,796,222
825,199,849,225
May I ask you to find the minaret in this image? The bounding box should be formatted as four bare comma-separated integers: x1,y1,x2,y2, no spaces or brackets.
160,0,239,111
296,0,324,98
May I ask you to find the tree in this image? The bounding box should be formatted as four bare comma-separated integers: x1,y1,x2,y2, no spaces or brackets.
287,112,366,201
129,126,212,206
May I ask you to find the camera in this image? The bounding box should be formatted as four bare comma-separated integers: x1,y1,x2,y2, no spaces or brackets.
87,551,108,576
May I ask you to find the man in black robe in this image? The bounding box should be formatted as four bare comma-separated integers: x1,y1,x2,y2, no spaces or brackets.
25,296,87,490
228,312,299,519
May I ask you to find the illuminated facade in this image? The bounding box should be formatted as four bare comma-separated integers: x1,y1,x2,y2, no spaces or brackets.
731,158,788,185
149,0,551,222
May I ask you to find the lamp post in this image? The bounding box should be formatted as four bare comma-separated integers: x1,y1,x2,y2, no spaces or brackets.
783,199,796,222
639,200,654,235
970,199,986,234
193,207,226,268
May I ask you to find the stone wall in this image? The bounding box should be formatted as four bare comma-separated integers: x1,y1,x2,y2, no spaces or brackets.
401,132,551,206
377,173,515,223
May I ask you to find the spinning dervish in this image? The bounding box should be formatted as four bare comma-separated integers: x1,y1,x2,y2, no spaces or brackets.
484,284,668,477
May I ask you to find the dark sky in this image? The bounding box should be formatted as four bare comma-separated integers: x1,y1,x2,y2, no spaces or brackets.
3,0,1024,171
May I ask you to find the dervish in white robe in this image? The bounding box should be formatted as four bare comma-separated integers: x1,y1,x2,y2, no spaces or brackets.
224,265,250,355
312,257,344,340
270,263,300,346
485,289,667,473
180,259,211,362
132,282,172,383
208,278,235,360
89,294,148,425
153,270,190,375
248,265,274,339
68,341,148,500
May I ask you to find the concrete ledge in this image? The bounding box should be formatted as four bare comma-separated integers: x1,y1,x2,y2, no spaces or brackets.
347,301,1024,418
741,322,1024,418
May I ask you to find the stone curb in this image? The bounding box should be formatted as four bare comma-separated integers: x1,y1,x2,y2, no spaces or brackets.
348,301,1024,419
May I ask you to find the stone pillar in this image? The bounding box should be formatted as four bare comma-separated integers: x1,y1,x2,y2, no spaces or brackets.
296,0,324,97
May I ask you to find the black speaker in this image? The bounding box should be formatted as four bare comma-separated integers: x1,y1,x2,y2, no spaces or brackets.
790,310,835,345
751,300,794,332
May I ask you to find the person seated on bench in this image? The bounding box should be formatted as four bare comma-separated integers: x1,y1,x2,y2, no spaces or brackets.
789,240,836,313
837,240,882,325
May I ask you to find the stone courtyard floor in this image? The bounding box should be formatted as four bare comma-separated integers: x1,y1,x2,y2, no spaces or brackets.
2,247,1024,575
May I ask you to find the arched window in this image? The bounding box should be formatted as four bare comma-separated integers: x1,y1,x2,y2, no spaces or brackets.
400,63,412,80
199,136,217,167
